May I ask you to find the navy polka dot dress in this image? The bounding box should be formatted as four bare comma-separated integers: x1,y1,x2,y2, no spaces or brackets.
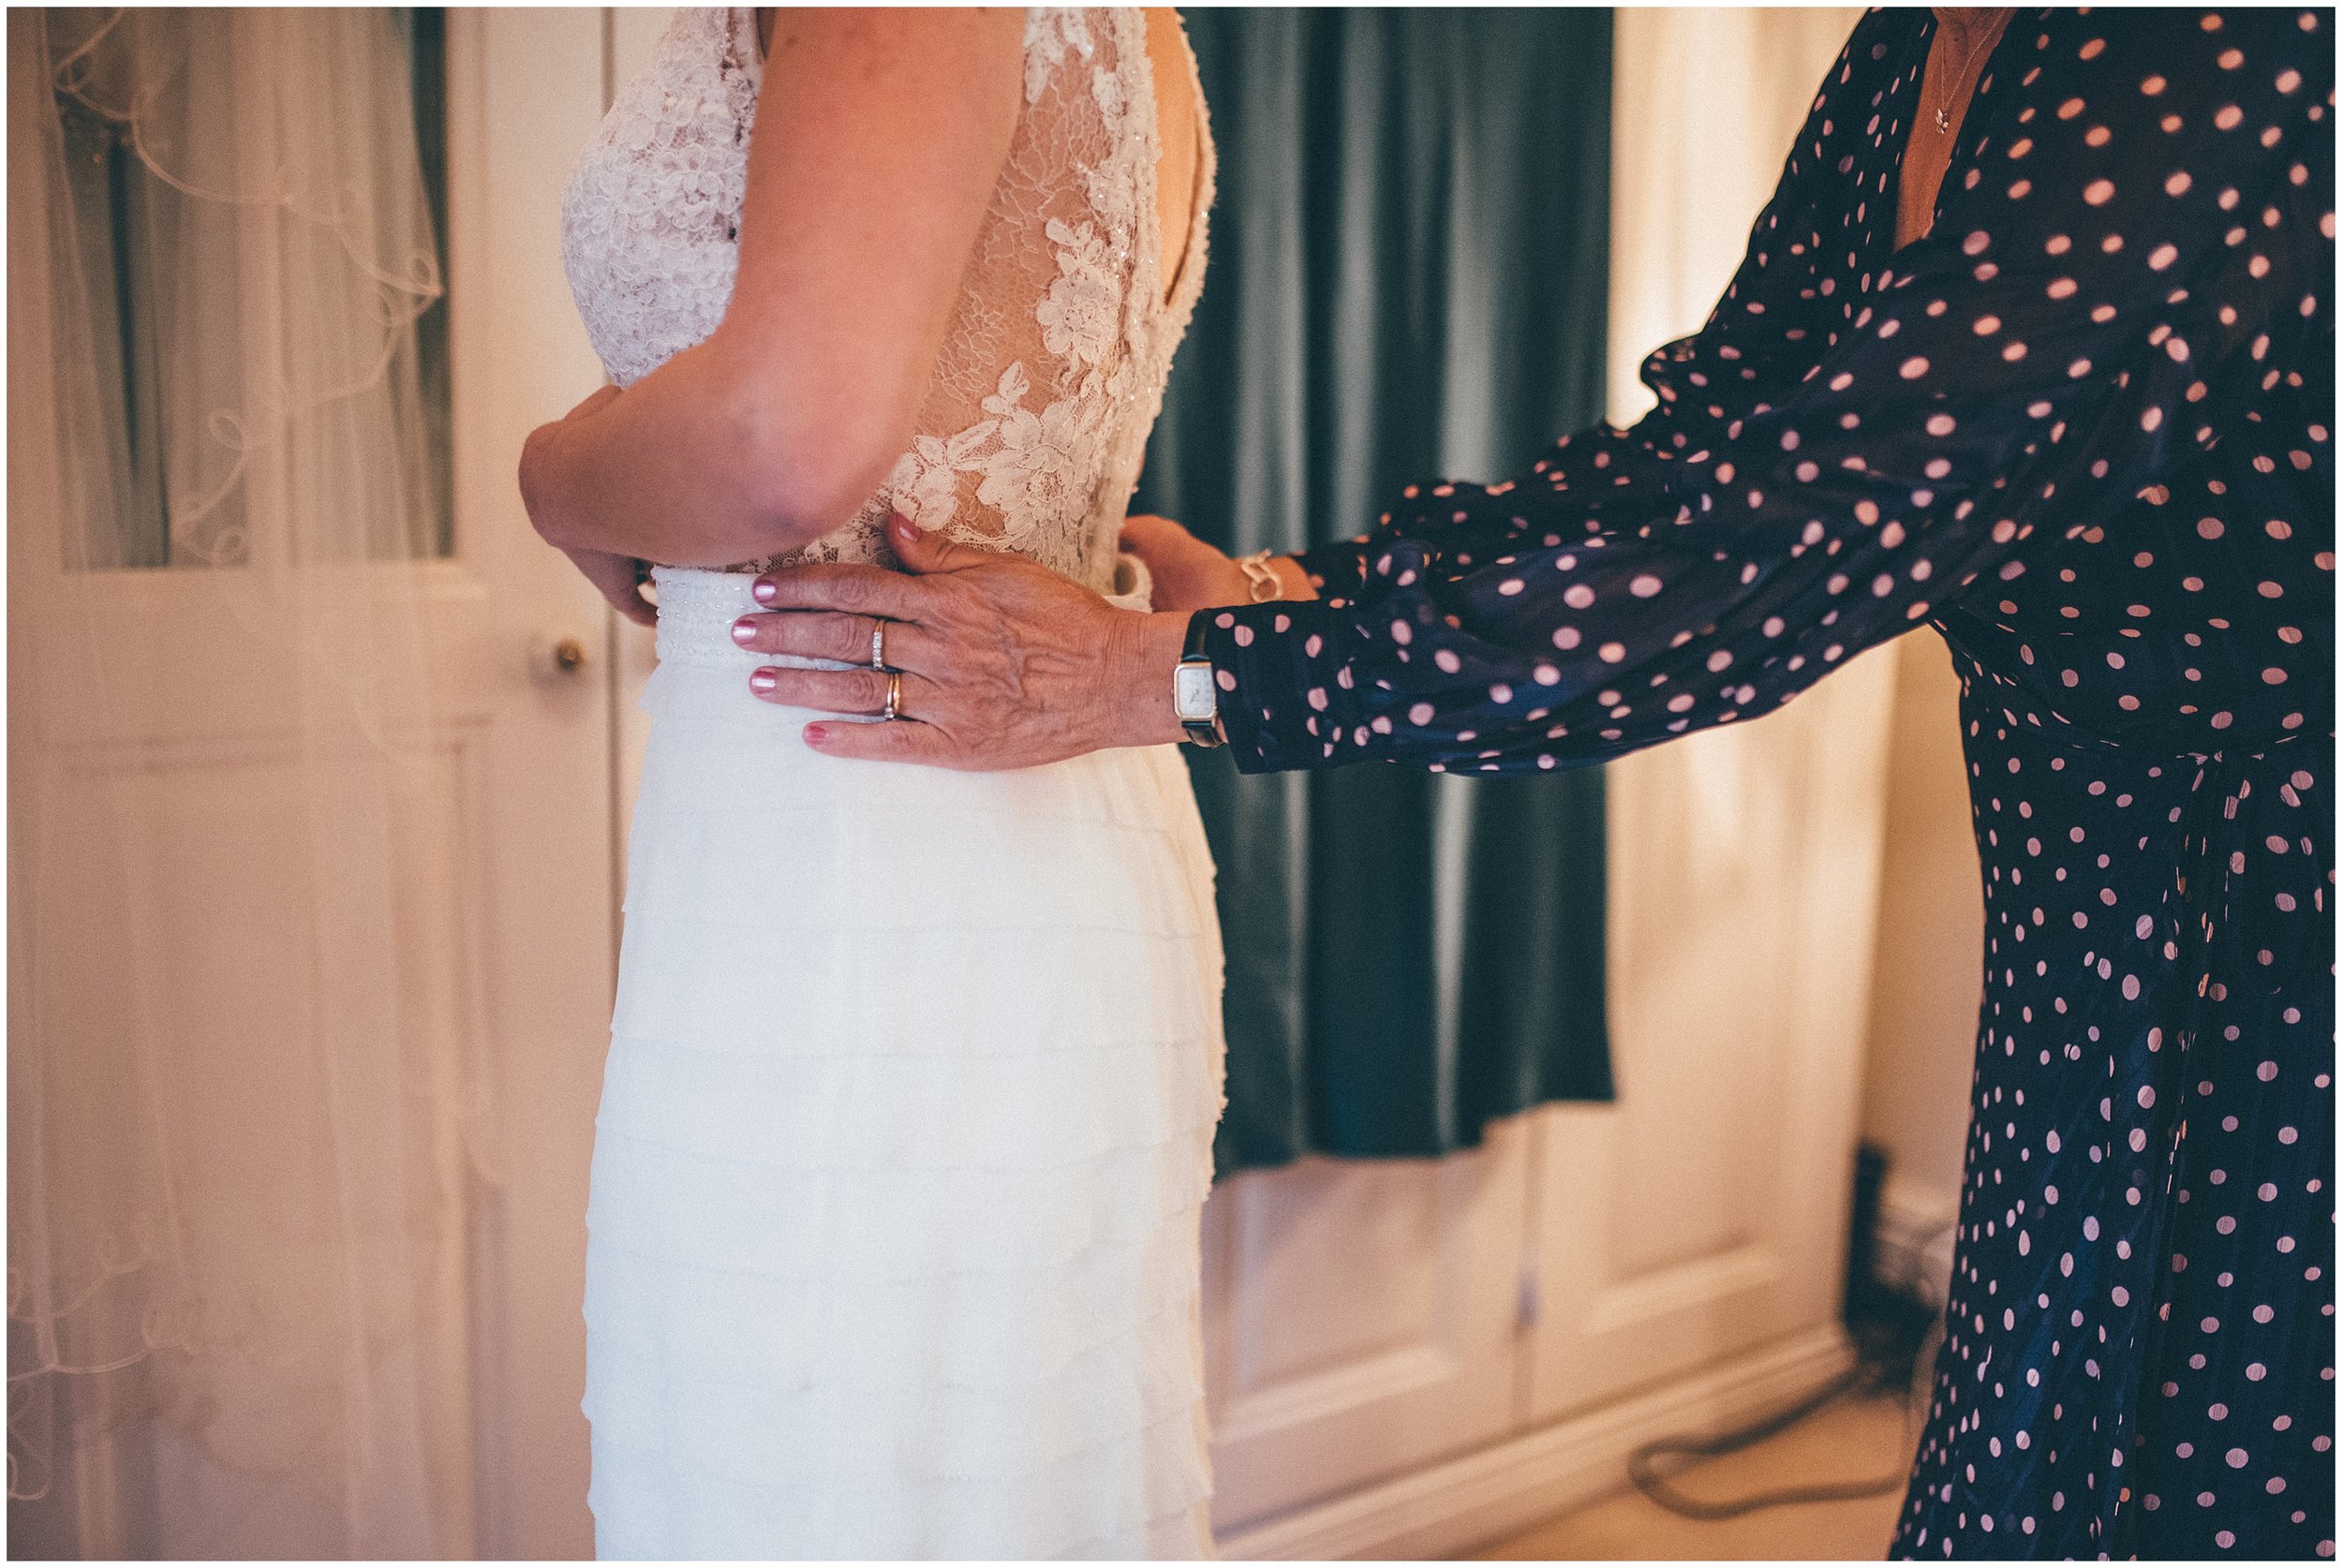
1197,9,2333,1559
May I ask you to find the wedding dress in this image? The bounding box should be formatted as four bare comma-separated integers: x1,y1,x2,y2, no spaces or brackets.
557,8,1223,1558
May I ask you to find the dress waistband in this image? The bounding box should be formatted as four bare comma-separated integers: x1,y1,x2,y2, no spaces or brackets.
651,569,813,673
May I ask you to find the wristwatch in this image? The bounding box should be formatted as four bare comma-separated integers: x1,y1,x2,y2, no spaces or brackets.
1175,613,1225,747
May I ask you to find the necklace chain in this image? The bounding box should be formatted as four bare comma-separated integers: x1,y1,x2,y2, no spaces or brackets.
1931,12,2011,135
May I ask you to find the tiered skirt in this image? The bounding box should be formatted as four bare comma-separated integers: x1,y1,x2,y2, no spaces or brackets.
582,569,1225,1559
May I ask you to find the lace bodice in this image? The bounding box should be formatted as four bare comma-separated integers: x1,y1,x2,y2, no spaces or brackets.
558,7,1214,589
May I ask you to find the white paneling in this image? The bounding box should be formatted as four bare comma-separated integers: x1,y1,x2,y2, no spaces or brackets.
1605,7,1865,424
1218,1325,1854,1560
1204,1121,1530,1532
1858,631,1984,1226
1200,10,1878,1548
1527,645,1896,1422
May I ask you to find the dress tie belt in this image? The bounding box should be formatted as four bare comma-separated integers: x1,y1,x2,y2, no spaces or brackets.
2174,730,2328,1002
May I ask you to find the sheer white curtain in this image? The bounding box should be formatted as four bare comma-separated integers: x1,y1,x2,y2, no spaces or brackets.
8,9,477,1556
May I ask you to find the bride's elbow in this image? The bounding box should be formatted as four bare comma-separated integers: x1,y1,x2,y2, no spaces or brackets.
518,424,583,551
716,360,907,557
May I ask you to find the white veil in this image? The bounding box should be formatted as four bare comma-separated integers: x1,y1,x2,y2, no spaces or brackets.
9,8,479,1554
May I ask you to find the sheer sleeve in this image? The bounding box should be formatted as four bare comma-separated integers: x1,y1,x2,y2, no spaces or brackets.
1201,10,2329,775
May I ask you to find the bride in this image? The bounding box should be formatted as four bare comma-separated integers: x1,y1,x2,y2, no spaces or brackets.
518,7,1223,1558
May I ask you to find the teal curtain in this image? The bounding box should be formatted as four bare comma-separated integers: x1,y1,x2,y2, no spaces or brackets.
1134,9,1616,1176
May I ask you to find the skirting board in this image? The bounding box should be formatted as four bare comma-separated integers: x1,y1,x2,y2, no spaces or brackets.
1212,1324,1858,1561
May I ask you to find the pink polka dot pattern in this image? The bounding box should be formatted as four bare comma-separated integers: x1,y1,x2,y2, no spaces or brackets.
1198,9,2333,1558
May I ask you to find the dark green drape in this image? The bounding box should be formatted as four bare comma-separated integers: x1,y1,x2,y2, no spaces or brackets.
1134,9,1616,1176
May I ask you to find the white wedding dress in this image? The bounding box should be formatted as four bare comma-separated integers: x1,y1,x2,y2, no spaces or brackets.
557,8,1223,1559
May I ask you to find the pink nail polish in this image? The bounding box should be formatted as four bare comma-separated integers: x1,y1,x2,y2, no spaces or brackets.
732,615,758,646
804,725,829,747
751,577,777,604
749,668,778,694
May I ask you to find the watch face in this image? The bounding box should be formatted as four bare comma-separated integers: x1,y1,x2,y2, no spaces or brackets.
1175,661,1217,722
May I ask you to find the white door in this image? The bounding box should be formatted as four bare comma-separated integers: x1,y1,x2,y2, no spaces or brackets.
1201,14,1878,1543
1519,1,1886,1426
1202,1122,1533,1532
8,11,616,1559
440,11,615,1557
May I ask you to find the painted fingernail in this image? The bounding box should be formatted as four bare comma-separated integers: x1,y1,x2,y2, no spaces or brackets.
731,615,759,646
749,668,778,694
890,511,917,543
804,725,829,747
751,577,778,604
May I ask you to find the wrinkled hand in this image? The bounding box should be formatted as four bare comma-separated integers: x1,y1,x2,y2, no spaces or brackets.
733,512,1191,769
1119,513,1248,614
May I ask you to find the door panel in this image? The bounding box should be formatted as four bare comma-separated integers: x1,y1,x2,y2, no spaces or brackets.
16,695,492,1558
1525,649,1895,1421
1204,1120,1530,1532
1522,5,1885,1428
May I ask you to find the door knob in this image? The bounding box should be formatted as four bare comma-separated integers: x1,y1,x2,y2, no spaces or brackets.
532,628,591,678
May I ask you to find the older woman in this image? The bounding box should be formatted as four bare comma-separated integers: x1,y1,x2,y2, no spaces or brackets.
734,8,2332,1556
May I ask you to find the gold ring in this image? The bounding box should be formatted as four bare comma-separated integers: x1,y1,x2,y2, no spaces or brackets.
870,619,887,671
882,669,903,722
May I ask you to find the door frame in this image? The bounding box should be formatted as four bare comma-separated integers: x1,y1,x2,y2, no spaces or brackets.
440,10,615,1557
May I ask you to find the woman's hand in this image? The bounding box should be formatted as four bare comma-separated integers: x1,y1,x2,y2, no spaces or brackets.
733,513,1191,768
1121,513,1319,612
1119,513,1248,613
530,386,658,625
564,546,659,628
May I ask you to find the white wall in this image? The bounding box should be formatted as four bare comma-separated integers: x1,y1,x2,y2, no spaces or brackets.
1856,631,1983,1300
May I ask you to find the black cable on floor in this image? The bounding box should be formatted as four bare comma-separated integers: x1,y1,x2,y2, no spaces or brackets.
1624,1224,1954,1523
1624,1361,1914,1521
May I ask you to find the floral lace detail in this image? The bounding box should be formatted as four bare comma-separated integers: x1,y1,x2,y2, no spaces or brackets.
1037,218,1118,366
558,7,1216,592
1021,7,1095,105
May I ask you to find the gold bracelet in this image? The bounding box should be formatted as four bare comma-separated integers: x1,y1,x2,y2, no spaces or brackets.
1236,550,1284,603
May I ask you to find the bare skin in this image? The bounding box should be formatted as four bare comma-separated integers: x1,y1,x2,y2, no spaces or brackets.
749,12,2015,768
758,5,1200,282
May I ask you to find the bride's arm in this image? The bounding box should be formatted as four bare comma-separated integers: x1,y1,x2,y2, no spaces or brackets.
519,8,1026,568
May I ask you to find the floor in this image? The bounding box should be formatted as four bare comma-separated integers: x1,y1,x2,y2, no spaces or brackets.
1476,1389,1920,1561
